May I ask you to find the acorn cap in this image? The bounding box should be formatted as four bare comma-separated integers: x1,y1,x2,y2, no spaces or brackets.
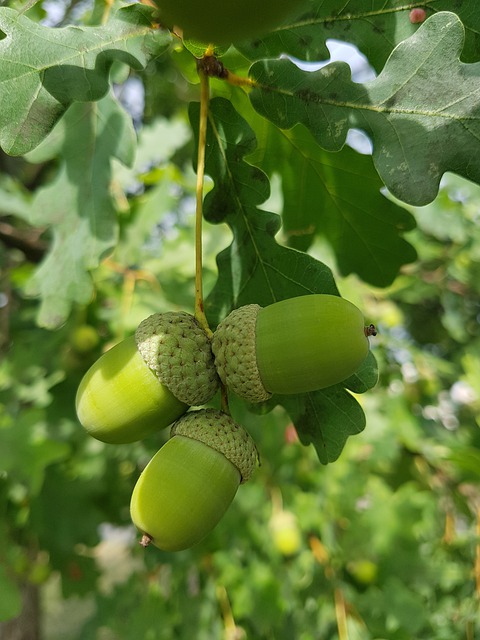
211,305,271,403
135,312,220,406
171,408,258,483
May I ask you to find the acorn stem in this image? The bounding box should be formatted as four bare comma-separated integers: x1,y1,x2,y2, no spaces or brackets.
194,63,212,339
220,383,230,415
364,324,377,337
224,69,257,89
270,486,284,515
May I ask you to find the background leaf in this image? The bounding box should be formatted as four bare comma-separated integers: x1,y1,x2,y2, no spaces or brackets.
23,93,136,328
250,12,480,206
0,564,21,622
0,408,70,496
0,3,169,155
248,115,417,286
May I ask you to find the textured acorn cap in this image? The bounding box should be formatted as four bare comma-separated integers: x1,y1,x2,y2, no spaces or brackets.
211,305,271,403
171,409,258,483
135,312,220,406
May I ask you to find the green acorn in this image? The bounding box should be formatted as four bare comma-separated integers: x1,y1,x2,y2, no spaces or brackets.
130,408,258,552
154,0,308,46
212,294,376,402
76,312,220,444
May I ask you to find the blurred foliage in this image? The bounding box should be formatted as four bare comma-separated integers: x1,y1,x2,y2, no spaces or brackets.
2,166,479,638
0,1,479,639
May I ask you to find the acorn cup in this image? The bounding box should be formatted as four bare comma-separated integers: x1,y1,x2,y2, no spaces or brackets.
75,312,220,444
130,408,258,552
212,294,376,403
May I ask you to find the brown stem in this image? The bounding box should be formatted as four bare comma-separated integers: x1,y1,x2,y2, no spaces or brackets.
364,324,377,337
0,221,47,263
197,53,257,90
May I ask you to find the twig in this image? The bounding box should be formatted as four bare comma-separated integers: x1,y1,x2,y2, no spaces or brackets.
0,221,47,263
334,587,349,640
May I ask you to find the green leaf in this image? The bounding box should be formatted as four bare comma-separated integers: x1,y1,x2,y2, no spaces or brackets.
118,179,179,266
0,175,32,218
0,564,22,622
381,576,429,634
113,116,191,191
190,97,340,322
249,12,480,206
23,93,136,328
0,407,70,496
249,118,417,286
191,96,374,462
238,0,480,70
447,446,480,480
29,465,102,594
0,3,169,155
279,387,366,464
343,351,379,394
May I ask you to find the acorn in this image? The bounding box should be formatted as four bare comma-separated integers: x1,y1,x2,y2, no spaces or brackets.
130,408,258,552
154,0,308,46
212,294,376,402
70,324,100,354
76,312,220,444
270,510,302,557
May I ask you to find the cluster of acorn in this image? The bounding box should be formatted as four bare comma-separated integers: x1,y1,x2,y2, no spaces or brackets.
76,295,375,552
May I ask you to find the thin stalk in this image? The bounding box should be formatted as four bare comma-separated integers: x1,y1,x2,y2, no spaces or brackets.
442,509,455,545
475,506,480,598
224,70,257,90
466,621,474,640
100,0,114,25
334,587,349,640
216,585,239,639
194,66,213,338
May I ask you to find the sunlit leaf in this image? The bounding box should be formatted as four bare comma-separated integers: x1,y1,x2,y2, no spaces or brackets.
250,12,480,206
0,408,70,495
23,93,136,328
0,3,169,155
